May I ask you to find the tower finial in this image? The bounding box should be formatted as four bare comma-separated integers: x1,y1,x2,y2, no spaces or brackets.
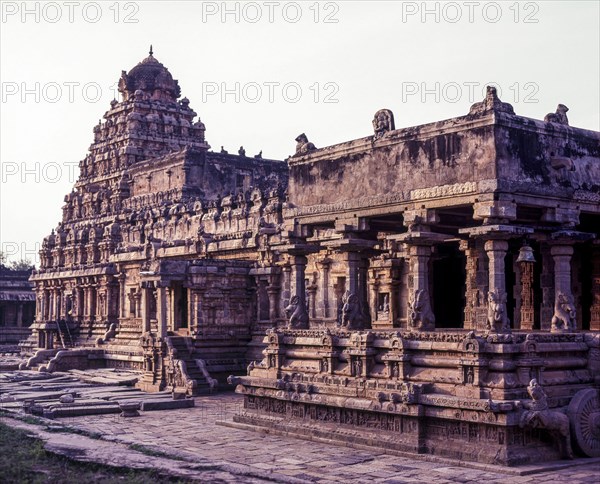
149,44,153,56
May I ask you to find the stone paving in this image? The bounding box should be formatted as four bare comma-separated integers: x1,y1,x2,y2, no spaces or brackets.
4,393,600,484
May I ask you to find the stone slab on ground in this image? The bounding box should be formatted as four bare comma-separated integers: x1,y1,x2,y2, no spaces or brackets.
141,398,195,411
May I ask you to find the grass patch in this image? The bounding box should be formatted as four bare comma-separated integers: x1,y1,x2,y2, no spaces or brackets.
0,422,193,483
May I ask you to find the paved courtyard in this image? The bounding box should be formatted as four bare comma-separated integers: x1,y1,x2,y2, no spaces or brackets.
2,381,599,483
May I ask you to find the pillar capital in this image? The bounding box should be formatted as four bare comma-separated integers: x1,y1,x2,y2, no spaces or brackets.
484,239,509,253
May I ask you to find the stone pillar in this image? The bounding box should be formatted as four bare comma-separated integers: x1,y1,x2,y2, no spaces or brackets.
16,303,23,327
156,284,168,338
317,258,331,319
267,283,279,322
279,263,291,321
591,244,600,331
484,239,510,332
519,256,535,331
551,244,575,332
141,284,151,333
540,244,554,330
291,255,308,309
167,287,175,331
460,240,478,330
119,273,126,319
407,244,435,331
485,240,508,297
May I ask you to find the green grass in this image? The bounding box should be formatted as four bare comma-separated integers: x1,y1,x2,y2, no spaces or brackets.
0,422,194,483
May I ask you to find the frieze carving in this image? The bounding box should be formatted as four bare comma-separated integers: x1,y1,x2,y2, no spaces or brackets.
410,181,477,201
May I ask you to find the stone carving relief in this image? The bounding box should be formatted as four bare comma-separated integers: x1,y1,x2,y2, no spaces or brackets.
408,289,435,331
486,290,511,333
294,133,316,156
551,292,576,333
544,104,569,125
372,109,395,140
519,379,574,459
340,292,365,330
285,295,309,329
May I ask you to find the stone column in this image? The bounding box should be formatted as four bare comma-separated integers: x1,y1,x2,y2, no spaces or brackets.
460,239,478,330
156,284,168,338
16,303,23,327
119,273,126,319
407,244,435,331
167,287,175,331
279,263,291,321
266,281,279,322
539,244,554,330
141,284,151,333
591,244,600,331
291,255,308,309
485,240,508,297
550,244,575,332
519,255,535,331
317,258,331,319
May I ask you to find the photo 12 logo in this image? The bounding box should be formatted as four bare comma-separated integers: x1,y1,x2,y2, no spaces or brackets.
400,1,540,24
401,82,540,104
201,81,340,104
200,1,340,23
1,1,140,24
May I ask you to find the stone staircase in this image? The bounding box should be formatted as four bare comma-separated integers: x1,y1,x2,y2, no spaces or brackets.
167,336,219,395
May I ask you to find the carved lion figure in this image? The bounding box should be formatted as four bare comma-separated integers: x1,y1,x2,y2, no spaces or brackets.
551,292,576,332
341,292,364,329
544,104,569,125
285,295,309,329
520,379,574,459
486,289,511,333
408,289,435,331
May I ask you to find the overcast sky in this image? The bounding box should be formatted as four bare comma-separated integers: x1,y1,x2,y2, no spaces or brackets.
1,0,599,265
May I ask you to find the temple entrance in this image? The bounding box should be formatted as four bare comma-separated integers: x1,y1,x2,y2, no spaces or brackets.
433,244,465,328
171,282,189,332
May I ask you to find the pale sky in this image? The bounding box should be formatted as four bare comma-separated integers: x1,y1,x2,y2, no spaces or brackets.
1,0,599,265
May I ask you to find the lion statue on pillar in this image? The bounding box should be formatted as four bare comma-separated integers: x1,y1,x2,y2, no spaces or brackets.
551,292,577,332
486,289,511,333
285,295,309,329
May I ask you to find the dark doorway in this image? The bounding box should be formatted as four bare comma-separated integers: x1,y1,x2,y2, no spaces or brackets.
433,244,466,328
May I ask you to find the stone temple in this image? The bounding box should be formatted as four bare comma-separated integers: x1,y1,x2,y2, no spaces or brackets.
18,50,600,466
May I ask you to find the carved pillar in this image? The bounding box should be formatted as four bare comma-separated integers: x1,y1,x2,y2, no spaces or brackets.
540,243,554,330
551,244,574,332
591,244,600,331
280,263,291,321
291,255,308,310
119,273,126,319
141,284,151,333
166,287,175,331
485,240,508,298
518,247,536,331
484,239,511,332
266,282,279,321
317,258,331,319
408,244,435,331
156,284,168,338
460,239,478,330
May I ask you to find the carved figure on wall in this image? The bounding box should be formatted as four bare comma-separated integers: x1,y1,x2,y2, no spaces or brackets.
341,292,364,329
486,289,511,333
408,289,435,331
285,295,309,329
294,133,316,156
551,292,577,332
520,379,574,459
544,104,569,125
372,109,395,139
